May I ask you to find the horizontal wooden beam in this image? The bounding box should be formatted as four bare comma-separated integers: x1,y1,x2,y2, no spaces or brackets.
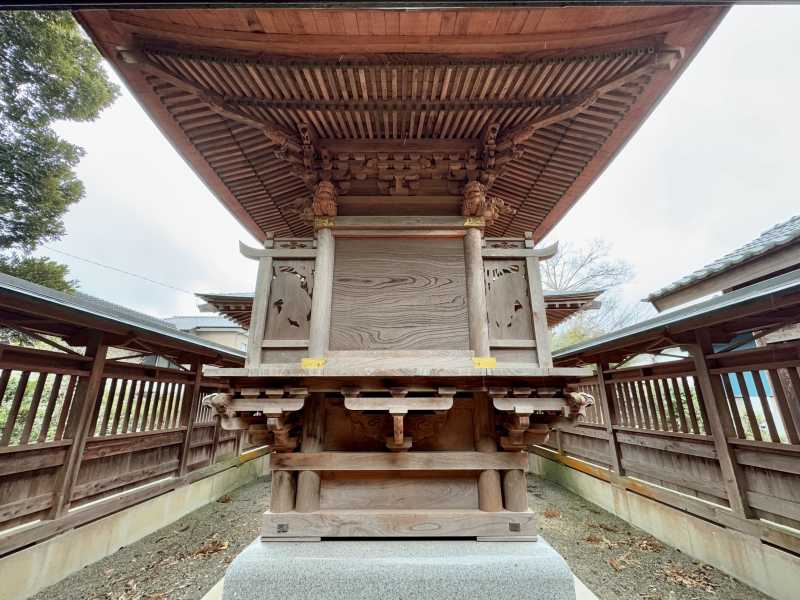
319,139,479,154
270,451,528,472
239,241,316,260
482,242,558,259
263,510,535,539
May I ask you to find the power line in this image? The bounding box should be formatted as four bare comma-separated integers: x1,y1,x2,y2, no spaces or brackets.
42,246,197,298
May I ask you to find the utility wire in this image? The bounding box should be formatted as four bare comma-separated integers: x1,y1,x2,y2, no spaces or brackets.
42,246,197,298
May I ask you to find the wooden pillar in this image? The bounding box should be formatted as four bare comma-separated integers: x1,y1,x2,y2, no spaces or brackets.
502,469,528,512
246,235,274,367
270,471,296,513
295,393,326,512
308,227,335,358
210,414,222,465
690,329,753,518
178,361,203,477
473,392,503,512
464,227,490,357
525,234,552,368
597,361,624,475
49,332,108,519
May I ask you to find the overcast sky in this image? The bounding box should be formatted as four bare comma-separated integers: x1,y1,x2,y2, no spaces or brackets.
37,5,800,320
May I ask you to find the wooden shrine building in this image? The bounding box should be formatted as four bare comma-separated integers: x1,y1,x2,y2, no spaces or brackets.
78,5,727,541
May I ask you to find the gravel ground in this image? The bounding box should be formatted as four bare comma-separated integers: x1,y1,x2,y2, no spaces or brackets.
32,474,772,600
528,476,771,600
31,477,272,600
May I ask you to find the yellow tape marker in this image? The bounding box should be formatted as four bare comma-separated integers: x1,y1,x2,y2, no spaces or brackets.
463,217,485,227
314,217,335,230
301,357,327,369
473,356,497,369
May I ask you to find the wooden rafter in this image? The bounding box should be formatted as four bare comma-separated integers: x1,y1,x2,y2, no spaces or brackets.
497,47,682,150
118,49,301,152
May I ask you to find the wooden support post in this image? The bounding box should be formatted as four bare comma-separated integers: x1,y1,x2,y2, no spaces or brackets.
295,393,326,513
502,469,528,512
246,235,275,367
271,470,296,513
178,361,203,477
473,392,503,512
464,227,490,357
308,227,335,358
597,361,624,475
49,332,108,519
690,330,753,518
525,233,552,368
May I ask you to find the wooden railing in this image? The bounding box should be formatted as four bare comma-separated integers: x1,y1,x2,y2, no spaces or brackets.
0,343,248,556
548,337,800,555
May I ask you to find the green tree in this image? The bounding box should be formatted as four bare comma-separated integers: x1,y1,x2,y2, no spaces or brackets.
0,11,119,291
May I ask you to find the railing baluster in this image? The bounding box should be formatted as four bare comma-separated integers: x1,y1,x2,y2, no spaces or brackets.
769,369,799,443
1,371,30,446
720,372,745,439
38,373,63,443
19,373,47,445
680,376,700,434
752,370,779,443
735,371,761,441
54,375,78,441
110,379,129,435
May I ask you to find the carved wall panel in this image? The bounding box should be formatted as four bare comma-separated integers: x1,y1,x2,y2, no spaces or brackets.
484,259,538,364
330,239,469,350
264,260,314,341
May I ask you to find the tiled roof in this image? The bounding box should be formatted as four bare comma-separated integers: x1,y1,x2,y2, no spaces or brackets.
648,214,800,303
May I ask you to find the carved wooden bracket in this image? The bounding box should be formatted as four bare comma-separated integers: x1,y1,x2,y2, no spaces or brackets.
204,388,308,451
489,387,564,450
343,387,455,452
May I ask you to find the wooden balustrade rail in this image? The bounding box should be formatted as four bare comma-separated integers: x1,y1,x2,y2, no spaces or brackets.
556,339,800,555
0,342,246,556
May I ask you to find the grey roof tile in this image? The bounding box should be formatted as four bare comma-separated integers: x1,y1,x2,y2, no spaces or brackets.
648,214,800,302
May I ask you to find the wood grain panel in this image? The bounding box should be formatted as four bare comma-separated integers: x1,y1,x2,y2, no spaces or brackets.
320,471,478,510
330,239,468,350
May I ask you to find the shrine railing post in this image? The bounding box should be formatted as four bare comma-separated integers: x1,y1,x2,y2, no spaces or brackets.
689,329,753,518
48,332,109,519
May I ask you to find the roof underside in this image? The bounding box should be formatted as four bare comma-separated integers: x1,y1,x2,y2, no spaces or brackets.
197,288,603,329
77,7,725,241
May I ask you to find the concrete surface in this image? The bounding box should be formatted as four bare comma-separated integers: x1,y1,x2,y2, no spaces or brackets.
222,538,577,600
530,453,800,600
0,454,269,600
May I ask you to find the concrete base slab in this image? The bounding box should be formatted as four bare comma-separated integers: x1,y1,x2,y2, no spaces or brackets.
222,538,576,600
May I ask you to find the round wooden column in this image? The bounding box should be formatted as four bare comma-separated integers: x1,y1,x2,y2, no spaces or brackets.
308,227,335,358
502,469,528,512
295,393,326,512
473,392,503,512
463,227,490,357
270,470,296,513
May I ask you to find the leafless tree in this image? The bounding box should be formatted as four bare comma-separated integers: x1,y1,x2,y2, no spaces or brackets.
543,239,653,349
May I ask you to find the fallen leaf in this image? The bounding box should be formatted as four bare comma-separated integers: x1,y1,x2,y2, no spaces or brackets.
543,508,561,519
217,494,233,504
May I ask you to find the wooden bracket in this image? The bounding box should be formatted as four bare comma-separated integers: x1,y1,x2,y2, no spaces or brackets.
343,387,455,451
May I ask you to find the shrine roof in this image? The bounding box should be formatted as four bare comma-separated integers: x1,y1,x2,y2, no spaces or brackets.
554,268,800,364
647,214,800,310
0,273,245,365
76,6,726,241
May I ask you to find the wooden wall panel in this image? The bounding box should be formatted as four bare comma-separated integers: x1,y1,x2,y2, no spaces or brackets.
320,471,479,510
330,239,469,350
